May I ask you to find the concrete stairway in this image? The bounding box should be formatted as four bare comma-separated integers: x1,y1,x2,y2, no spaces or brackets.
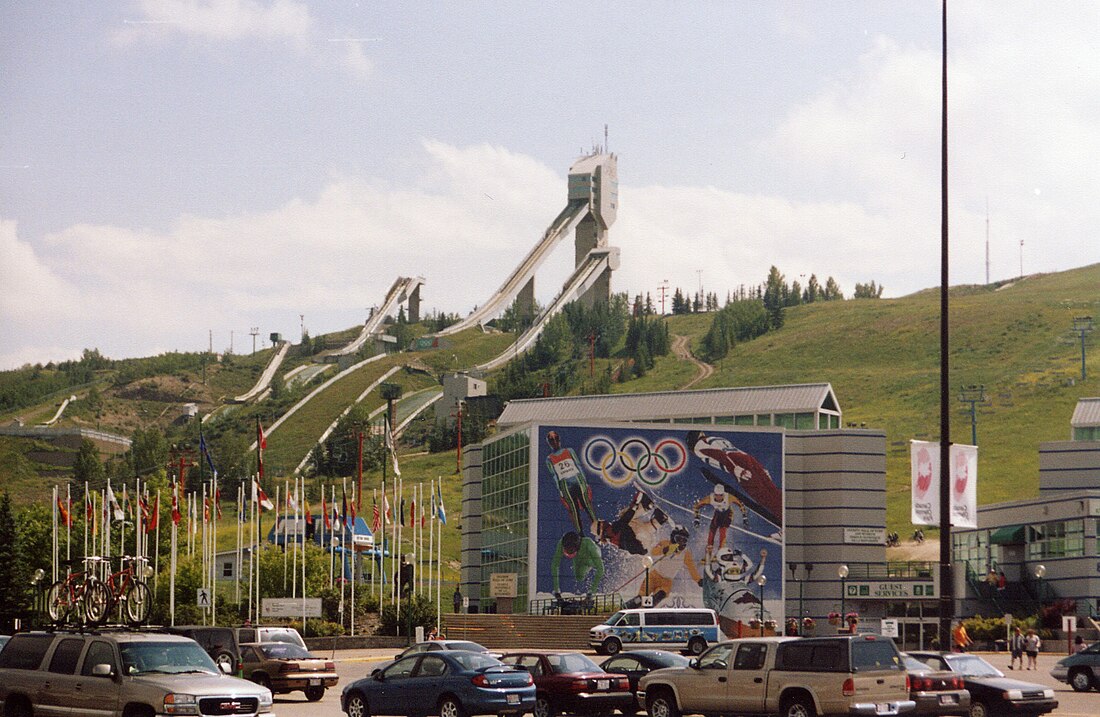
441,613,614,650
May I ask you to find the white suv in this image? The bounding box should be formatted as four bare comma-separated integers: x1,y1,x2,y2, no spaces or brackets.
0,630,274,717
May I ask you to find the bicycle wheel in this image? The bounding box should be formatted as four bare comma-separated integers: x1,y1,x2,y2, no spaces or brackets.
123,580,152,624
46,580,72,623
81,577,111,626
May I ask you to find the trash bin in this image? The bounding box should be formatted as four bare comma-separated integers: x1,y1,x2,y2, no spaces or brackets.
994,639,1007,652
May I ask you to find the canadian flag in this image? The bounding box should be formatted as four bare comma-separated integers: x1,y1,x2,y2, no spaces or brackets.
253,479,274,511
171,483,181,525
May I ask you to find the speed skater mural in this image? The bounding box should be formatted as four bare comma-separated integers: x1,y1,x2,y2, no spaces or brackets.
534,424,784,638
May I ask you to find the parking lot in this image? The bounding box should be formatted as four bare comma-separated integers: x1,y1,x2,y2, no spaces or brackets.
270,647,1099,717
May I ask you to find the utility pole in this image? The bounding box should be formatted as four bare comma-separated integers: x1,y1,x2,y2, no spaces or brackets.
1072,316,1094,381
250,327,259,355
958,385,986,446
658,280,669,315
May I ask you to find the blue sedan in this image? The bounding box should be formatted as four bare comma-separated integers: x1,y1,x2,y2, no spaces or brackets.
342,650,536,717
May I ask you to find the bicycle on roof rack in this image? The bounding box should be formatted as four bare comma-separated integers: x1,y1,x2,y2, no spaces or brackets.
102,554,154,625
45,556,111,628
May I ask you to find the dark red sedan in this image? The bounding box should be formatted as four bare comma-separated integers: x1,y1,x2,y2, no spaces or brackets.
500,651,633,717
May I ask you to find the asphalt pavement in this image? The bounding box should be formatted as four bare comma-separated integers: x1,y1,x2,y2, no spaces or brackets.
270,647,1099,717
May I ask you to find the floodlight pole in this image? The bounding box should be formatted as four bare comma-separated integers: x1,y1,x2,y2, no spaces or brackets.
958,385,985,446
1072,317,1094,381
937,0,955,653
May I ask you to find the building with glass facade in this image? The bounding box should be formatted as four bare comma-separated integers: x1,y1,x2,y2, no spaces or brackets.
952,397,1100,618
457,384,946,647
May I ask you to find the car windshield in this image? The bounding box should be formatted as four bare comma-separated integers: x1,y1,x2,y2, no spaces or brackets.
453,653,504,671
947,654,1003,677
606,612,625,626
901,655,930,672
447,641,488,652
260,629,303,645
548,653,601,674
258,643,313,660
649,652,690,667
120,641,219,675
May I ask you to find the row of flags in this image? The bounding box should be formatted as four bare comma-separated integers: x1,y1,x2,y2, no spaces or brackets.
57,417,448,534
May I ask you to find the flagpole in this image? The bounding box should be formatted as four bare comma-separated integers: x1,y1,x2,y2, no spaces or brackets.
211,475,218,626
170,484,177,626
292,478,299,599
154,488,160,598
302,478,307,636
83,481,89,561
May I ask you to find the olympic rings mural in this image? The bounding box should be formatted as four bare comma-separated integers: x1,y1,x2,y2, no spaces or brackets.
583,435,687,488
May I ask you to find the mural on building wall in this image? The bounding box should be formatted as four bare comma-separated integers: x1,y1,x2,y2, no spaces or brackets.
536,424,784,638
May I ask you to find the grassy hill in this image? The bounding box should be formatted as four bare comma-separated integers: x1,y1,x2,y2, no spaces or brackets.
672,264,1100,532
2,264,1097,562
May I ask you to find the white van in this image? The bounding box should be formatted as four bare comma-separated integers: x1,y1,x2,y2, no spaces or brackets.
589,607,722,655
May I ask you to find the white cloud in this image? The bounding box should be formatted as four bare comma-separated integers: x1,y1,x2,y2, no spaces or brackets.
114,0,373,78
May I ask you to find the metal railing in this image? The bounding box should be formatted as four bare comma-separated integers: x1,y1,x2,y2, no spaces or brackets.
529,593,621,616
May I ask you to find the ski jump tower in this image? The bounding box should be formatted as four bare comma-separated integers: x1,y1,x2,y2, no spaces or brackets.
438,150,619,336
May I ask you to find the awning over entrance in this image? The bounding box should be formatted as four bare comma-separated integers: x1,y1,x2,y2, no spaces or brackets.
989,525,1026,545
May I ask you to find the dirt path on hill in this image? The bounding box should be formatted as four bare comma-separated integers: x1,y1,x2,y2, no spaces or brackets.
672,334,714,389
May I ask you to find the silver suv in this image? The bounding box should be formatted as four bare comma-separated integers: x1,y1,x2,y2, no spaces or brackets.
0,629,275,717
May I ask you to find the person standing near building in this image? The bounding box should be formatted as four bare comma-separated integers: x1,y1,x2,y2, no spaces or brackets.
453,586,462,614
1008,626,1025,670
952,621,973,652
1024,629,1041,669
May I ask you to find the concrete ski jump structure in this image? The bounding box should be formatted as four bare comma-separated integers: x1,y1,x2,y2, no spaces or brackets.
326,276,424,359
438,151,618,336
231,340,291,403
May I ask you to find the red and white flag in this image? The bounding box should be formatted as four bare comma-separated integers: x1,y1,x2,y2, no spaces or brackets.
253,478,274,511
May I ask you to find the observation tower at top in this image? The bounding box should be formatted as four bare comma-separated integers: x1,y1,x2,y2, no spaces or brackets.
565,150,618,307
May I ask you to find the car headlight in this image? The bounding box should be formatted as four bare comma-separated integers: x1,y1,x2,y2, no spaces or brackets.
259,690,274,710
1042,689,1054,699
164,693,200,715
1004,690,1022,700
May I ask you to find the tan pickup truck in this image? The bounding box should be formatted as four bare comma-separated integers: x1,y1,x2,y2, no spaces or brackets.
638,635,915,717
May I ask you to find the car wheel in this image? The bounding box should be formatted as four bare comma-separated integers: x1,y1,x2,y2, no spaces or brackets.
603,637,622,655
254,673,272,691
346,692,370,717
215,651,236,674
968,700,989,717
1070,668,1094,692
304,685,325,702
439,696,468,717
686,638,706,656
646,689,680,717
534,695,556,717
4,695,33,717
780,694,814,717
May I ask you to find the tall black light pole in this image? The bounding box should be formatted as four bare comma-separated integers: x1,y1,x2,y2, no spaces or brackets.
938,0,955,652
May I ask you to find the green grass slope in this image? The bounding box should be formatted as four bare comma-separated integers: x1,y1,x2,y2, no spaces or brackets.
674,264,1100,533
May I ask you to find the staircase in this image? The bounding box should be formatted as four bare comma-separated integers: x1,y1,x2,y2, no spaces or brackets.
441,613,613,650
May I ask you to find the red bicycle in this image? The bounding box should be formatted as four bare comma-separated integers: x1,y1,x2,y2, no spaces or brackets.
102,554,153,625
46,556,110,626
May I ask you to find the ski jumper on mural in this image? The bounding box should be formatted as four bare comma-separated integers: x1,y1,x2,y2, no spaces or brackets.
545,430,597,533
551,530,605,597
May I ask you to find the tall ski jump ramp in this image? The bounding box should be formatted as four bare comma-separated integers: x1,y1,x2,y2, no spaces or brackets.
438,151,618,336
324,275,424,360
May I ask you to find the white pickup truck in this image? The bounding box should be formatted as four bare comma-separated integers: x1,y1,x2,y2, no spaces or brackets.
638,635,915,717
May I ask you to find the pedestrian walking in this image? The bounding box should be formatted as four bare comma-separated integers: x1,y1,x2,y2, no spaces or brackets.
1008,626,1025,670
1024,629,1041,670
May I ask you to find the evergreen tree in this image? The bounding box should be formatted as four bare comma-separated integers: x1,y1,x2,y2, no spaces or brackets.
762,266,787,330
0,493,31,632
73,438,105,488
805,274,821,303
789,280,803,306
824,276,844,300
853,280,885,298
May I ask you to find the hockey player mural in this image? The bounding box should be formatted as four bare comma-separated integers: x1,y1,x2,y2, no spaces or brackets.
534,424,783,638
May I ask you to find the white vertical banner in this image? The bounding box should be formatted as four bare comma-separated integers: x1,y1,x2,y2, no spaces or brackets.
951,444,978,529
910,440,978,528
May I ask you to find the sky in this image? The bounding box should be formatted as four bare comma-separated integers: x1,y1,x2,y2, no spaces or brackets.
3,1,1099,370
